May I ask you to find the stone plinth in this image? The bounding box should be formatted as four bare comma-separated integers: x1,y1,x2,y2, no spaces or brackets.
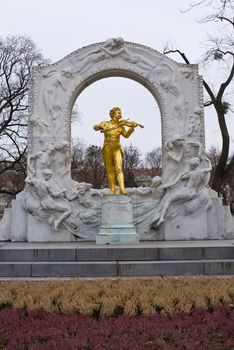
27,215,73,242
96,195,139,245
163,205,208,241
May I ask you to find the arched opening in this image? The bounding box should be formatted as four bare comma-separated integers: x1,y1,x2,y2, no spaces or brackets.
71,76,161,189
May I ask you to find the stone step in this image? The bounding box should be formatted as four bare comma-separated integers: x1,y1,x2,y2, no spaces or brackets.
0,241,233,278
0,241,234,262
0,259,234,278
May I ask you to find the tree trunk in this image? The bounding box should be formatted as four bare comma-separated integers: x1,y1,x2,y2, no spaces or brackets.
210,102,230,192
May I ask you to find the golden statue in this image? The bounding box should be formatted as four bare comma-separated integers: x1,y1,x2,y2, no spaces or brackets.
93,107,144,195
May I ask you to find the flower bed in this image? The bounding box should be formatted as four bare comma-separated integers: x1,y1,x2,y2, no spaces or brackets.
0,304,234,350
0,278,234,349
0,277,234,316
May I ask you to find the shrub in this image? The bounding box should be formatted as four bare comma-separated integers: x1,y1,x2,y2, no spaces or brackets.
0,277,234,316
0,304,233,350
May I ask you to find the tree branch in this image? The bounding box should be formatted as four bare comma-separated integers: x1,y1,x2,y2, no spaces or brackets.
217,58,234,99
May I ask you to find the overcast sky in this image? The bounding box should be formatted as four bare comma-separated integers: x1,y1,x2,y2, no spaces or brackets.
1,0,233,155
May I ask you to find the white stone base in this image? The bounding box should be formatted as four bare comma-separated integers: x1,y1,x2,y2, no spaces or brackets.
28,215,73,242
96,232,139,245
223,206,234,239
96,195,139,245
164,206,208,240
207,197,223,239
0,208,12,240
11,195,27,241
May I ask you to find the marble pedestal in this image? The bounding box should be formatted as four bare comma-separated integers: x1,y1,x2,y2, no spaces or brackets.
96,195,139,245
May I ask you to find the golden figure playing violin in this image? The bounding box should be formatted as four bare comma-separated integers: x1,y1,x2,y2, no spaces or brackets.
93,107,144,195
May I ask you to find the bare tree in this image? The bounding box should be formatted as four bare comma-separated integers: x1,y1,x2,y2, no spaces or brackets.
71,141,106,188
145,147,162,175
163,0,234,192
123,144,141,187
0,35,47,196
71,138,87,182
207,145,221,168
83,145,106,188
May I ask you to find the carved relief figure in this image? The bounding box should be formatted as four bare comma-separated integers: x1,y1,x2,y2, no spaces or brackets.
153,63,181,96
30,114,50,136
25,169,71,231
53,141,70,174
40,67,73,135
162,138,209,185
42,71,65,115
26,141,80,234
52,141,74,190
126,176,165,238
161,138,184,184
152,157,211,227
153,63,186,123
67,182,102,225
27,143,55,178
180,68,196,80
186,109,202,137
93,107,143,195
77,38,156,73
128,176,165,200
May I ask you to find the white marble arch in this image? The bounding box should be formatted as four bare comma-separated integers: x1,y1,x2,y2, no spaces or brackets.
28,38,204,155
7,38,230,244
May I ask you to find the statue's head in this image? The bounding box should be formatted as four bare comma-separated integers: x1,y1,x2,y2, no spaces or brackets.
55,140,69,151
42,168,53,180
77,182,92,194
189,158,200,169
114,37,124,46
62,67,73,79
151,176,161,187
109,107,122,120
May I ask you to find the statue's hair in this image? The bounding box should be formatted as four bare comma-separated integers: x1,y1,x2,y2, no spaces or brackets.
109,107,121,118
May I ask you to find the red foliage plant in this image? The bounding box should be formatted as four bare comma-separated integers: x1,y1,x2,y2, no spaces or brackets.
0,303,234,350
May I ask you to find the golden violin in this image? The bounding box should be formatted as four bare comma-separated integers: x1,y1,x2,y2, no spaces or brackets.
119,119,144,128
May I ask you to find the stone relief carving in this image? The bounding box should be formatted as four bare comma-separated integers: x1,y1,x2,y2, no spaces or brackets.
28,143,54,179
24,142,105,238
52,141,73,189
28,141,76,190
127,175,164,199
29,114,50,136
185,108,202,137
66,182,102,233
6,39,226,243
76,38,156,74
161,138,208,184
152,62,187,135
153,63,178,95
126,176,165,239
161,137,184,184
179,67,196,80
151,156,212,229
24,169,75,231
36,67,74,137
24,173,101,237
29,39,203,153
